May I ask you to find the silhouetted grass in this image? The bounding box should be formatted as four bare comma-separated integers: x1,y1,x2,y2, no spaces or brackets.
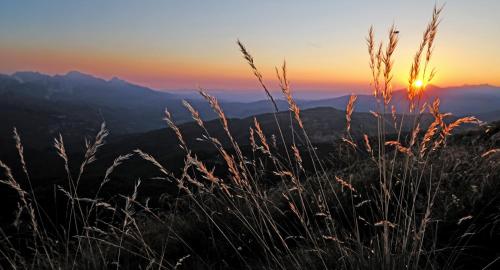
1,5,499,270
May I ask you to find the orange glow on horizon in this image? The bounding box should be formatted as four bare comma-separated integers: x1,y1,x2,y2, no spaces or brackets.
1,1,499,93
0,43,498,93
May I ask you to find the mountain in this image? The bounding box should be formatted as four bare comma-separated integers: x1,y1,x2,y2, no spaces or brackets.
0,71,498,152
103,106,441,166
476,110,500,123
0,106,439,193
299,84,500,118
0,71,271,150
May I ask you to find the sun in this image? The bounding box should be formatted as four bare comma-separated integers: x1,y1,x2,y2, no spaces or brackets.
414,79,424,88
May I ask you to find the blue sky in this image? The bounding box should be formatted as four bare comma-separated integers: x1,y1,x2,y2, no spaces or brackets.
0,0,499,93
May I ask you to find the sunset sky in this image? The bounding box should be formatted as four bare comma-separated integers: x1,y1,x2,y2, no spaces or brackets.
0,0,499,94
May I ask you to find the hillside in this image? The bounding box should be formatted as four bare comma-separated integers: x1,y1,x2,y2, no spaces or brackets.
105,107,435,156
1,71,498,152
299,84,500,117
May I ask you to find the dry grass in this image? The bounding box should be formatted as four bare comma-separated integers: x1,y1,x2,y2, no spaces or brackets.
0,5,497,270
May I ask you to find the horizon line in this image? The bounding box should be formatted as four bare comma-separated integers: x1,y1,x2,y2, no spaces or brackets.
3,69,499,93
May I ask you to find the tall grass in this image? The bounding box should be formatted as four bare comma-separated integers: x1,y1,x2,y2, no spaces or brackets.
0,5,497,270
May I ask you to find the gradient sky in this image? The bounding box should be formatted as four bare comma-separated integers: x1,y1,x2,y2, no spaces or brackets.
0,0,499,94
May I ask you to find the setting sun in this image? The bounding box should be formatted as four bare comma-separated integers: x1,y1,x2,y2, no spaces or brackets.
415,79,424,88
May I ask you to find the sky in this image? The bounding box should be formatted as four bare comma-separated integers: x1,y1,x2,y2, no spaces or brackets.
0,0,499,95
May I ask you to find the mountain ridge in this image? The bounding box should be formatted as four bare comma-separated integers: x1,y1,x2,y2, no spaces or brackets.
0,70,498,151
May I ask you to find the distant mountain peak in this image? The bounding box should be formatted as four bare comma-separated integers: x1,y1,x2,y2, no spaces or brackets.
13,71,45,76
65,70,86,76
424,84,441,90
109,76,128,85
459,83,495,89
63,70,101,81
12,71,52,82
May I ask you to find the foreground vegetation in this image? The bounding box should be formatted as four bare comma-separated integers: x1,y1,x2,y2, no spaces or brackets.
1,6,499,269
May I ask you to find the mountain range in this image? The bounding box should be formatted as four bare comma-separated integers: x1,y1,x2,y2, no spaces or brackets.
0,71,498,152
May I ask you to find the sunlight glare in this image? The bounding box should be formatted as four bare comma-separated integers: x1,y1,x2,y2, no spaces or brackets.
414,79,423,88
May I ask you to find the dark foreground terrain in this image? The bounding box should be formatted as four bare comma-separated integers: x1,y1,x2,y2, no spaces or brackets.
0,102,498,269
